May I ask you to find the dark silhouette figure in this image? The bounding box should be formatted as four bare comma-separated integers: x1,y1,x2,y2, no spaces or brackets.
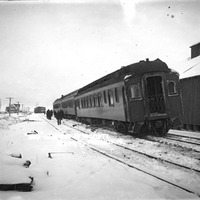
55,110,64,125
46,109,53,120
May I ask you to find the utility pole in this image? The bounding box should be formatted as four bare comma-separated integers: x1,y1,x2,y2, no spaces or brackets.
0,98,1,112
6,97,14,116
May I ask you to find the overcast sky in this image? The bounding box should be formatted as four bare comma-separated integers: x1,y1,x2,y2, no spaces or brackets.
0,0,200,111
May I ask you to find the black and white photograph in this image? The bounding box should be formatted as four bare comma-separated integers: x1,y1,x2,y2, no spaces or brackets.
0,0,200,199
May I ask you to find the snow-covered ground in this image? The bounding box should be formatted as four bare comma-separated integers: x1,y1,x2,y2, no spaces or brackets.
0,113,199,200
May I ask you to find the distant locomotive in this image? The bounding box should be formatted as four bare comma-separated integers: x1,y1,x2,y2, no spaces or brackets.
53,59,183,136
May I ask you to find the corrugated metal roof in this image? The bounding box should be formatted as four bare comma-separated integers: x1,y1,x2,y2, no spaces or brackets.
180,55,200,79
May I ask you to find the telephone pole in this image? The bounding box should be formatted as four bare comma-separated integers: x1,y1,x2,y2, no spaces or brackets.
6,97,14,116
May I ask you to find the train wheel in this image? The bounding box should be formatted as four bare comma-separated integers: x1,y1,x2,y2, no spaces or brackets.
115,122,128,134
153,120,169,136
140,124,150,135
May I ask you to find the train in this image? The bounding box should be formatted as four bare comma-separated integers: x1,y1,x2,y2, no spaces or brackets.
53,58,183,136
34,106,46,114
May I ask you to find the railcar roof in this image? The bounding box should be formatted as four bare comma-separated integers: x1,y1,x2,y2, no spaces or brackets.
53,90,79,103
61,90,79,100
34,106,45,109
53,98,62,104
77,58,170,96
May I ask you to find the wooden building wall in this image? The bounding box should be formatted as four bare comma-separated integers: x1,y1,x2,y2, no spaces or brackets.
180,76,200,131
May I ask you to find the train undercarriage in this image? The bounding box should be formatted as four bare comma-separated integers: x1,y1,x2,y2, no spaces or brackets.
75,116,180,136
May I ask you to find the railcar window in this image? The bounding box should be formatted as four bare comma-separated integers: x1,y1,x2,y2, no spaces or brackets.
86,97,89,108
103,91,107,103
98,93,102,107
130,85,141,99
88,97,91,108
84,98,86,108
108,90,114,106
76,99,80,109
83,98,86,108
81,98,84,108
93,96,96,107
62,102,66,108
81,98,83,108
90,96,93,107
168,81,177,95
94,95,98,107
115,88,119,102
82,98,84,108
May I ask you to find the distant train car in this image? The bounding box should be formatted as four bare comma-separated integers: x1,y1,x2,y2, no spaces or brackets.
60,90,78,119
34,106,46,114
54,59,183,135
74,59,183,135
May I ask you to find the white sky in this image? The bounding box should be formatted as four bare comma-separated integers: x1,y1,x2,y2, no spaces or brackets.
0,0,200,110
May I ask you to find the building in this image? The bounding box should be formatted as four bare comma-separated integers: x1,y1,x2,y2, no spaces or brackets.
190,42,200,59
5,104,20,113
180,42,200,131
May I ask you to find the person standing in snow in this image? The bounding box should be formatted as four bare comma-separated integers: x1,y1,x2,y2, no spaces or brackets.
46,109,50,119
50,110,53,119
56,110,64,125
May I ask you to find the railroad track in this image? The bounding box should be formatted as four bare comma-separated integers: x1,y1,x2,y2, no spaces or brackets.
62,122,200,173
143,135,200,155
41,117,200,197
166,133,200,146
168,132,200,141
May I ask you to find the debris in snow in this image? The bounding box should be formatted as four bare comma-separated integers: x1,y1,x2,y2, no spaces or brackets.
0,155,34,192
48,153,52,159
0,182,33,192
11,153,22,159
1,154,30,168
23,160,31,168
27,130,38,135
48,151,74,159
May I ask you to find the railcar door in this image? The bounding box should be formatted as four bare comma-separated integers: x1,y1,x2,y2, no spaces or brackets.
144,75,167,118
125,77,146,122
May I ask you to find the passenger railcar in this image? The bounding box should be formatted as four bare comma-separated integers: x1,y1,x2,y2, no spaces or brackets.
54,59,183,135
53,98,62,113
60,90,78,119
74,59,182,135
